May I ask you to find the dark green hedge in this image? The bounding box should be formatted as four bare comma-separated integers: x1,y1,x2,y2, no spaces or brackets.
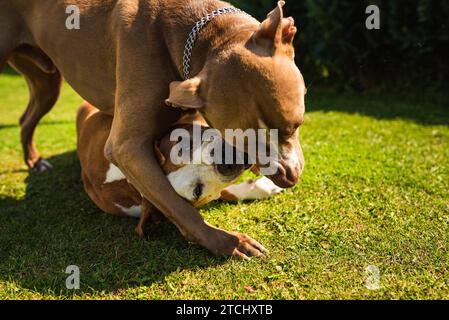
230,0,449,89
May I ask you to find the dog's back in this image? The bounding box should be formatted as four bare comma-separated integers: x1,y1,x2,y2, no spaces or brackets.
76,102,142,217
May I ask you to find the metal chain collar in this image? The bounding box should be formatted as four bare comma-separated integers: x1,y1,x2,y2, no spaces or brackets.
182,7,250,80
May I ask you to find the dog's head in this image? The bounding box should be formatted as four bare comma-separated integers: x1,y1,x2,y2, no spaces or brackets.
165,1,305,188
155,122,249,207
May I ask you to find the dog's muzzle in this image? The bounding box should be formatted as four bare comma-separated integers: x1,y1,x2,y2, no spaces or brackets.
266,149,304,188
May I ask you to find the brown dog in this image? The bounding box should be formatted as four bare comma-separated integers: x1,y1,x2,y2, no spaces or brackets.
1,0,306,258
77,102,283,245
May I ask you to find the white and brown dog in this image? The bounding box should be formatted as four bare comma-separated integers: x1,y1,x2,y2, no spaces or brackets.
76,102,283,238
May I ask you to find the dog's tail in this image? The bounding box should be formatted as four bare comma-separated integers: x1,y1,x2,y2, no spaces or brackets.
76,101,99,137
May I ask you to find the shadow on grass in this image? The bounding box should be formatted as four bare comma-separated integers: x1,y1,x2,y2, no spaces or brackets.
0,124,19,130
306,89,449,126
1,65,18,76
0,151,225,296
0,121,75,131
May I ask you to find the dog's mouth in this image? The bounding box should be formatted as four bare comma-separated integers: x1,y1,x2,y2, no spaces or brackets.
261,161,301,189
268,171,297,188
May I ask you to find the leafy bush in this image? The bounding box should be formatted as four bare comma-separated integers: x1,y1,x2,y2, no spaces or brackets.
230,0,449,89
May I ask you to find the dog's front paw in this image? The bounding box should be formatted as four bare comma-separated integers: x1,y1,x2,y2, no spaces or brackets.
230,232,268,260
204,228,268,260
31,158,53,173
258,177,284,196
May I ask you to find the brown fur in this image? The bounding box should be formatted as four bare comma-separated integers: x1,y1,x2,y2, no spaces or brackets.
219,189,239,202
77,102,166,236
1,0,305,259
76,102,248,237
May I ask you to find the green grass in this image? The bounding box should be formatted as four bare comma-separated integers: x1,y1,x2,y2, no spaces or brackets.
0,70,448,300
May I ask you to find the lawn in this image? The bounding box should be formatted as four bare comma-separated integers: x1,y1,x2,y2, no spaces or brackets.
0,70,448,299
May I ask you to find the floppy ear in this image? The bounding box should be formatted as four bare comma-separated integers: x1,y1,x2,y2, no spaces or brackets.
165,77,205,110
252,1,297,49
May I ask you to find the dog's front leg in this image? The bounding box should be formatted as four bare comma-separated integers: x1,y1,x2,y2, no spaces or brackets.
107,135,267,259
105,104,267,259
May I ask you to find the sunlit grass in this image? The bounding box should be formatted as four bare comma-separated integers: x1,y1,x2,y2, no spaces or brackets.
0,71,448,299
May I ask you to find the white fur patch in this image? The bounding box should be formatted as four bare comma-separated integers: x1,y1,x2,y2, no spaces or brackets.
280,130,301,171
104,163,126,184
223,177,283,200
167,164,236,205
115,203,142,218
285,148,300,169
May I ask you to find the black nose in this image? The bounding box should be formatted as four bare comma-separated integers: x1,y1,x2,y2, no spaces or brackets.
216,142,249,177
243,151,252,169
220,143,252,167
216,163,245,177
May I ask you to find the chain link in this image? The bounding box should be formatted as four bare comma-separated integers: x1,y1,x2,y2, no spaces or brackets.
182,7,249,80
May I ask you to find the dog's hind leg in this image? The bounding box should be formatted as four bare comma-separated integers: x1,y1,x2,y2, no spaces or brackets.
0,3,59,171
0,2,22,71
8,52,62,172
0,32,13,73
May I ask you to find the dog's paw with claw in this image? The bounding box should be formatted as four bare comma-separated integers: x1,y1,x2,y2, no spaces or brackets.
31,159,53,173
230,232,269,260
205,228,268,260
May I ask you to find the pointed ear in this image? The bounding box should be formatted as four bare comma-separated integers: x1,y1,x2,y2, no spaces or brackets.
165,77,205,110
281,16,297,45
252,1,297,49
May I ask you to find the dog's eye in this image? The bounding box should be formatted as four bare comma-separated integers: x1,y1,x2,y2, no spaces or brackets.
193,183,204,199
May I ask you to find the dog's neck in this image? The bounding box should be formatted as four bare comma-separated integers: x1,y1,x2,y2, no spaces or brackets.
159,0,259,79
